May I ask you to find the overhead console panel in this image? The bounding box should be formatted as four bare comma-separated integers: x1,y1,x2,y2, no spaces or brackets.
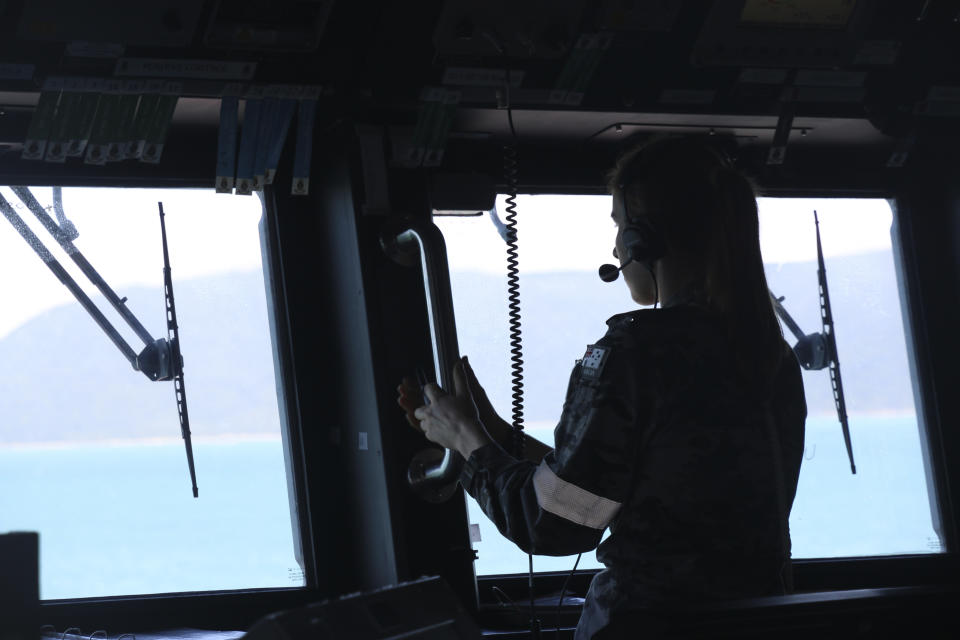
17,0,204,48
694,0,872,67
204,0,335,52
432,0,586,60
740,0,857,28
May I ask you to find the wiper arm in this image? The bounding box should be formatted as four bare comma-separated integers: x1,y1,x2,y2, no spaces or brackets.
771,292,829,371
9,186,158,351
0,192,142,368
0,188,198,495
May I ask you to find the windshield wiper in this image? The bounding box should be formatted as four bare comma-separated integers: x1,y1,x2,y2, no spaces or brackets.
771,210,855,474
0,188,198,496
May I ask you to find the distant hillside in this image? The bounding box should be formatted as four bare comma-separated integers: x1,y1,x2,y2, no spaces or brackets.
0,270,281,443
450,249,918,422
0,250,917,444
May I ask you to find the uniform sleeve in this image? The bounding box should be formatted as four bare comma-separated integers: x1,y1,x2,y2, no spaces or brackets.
459,342,646,556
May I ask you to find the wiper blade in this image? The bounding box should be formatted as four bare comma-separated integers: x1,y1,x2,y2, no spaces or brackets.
768,211,855,475
815,210,855,474
159,202,197,498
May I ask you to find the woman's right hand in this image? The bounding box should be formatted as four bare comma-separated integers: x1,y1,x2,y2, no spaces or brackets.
460,357,510,441
397,357,508,441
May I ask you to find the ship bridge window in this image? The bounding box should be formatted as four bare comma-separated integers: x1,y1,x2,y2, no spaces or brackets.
0,186,304,599
435,194,942,577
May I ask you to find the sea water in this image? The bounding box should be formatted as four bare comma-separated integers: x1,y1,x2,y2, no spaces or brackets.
0,438,301,599
0,414,942,599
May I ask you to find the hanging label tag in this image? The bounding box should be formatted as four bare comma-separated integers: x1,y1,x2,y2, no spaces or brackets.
216,89,240,193
291,89,319,195
264,88,297,184
125,80,164,159
84,80,121,165
108,93,139,161
68,78,104,157
767,87,795,166
549,33,611,105
405,87,444,167
23,77,64,160
140,82,181,164
252,97,277,190
45,81,83,163
236,89,264,195
107,81,144,162
127,94,159,159
422,89,459,167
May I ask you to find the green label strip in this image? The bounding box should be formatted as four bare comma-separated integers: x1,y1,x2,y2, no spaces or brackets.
23,91,60,160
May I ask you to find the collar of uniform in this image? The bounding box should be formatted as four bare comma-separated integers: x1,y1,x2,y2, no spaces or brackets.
605,302,710,328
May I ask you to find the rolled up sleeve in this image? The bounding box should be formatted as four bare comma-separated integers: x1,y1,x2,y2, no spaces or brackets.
460,343,644,556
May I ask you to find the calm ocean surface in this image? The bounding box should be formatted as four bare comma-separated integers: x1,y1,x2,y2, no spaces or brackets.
0,438,302,600
0,414,942,599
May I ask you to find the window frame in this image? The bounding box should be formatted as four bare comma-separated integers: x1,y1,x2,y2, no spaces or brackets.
24,175,958,628
457,185,958,607
1,177,323,628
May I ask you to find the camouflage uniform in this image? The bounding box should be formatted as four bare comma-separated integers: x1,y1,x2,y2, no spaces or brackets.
460,303,807,639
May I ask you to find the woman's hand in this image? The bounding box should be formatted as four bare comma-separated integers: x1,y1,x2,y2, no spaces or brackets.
460,357,510,442
399,357,492,459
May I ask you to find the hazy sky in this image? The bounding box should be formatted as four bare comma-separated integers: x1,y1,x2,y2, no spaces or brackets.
437,194,894,273
0,189,892,340
0,187,263,339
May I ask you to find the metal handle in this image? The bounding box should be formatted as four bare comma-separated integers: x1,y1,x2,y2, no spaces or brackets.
383,220,463,501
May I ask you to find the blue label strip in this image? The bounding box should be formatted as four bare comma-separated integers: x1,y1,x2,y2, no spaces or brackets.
235,97,262,195
292,99,317,195
264,99,296,184
215,95,239,192
252,97,277,190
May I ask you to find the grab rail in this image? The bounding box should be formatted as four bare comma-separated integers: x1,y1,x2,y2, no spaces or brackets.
382,220,463,502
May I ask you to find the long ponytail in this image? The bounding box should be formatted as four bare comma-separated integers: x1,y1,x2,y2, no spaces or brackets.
707,164,784,386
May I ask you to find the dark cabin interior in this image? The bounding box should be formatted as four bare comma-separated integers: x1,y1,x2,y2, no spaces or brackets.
1,1,959,638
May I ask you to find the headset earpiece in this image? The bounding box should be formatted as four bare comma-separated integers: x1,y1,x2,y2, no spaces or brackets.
620,218,666,266
618,183,666,266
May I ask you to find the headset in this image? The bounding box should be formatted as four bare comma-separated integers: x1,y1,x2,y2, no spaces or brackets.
598,174,668,308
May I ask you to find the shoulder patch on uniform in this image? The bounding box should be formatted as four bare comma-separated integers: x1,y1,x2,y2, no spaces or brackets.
580,344,610,379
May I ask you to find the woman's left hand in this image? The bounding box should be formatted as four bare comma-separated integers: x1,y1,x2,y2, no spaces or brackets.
414,358,492,459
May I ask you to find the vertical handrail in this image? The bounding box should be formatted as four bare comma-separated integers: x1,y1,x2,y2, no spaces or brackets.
386,221,464,496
